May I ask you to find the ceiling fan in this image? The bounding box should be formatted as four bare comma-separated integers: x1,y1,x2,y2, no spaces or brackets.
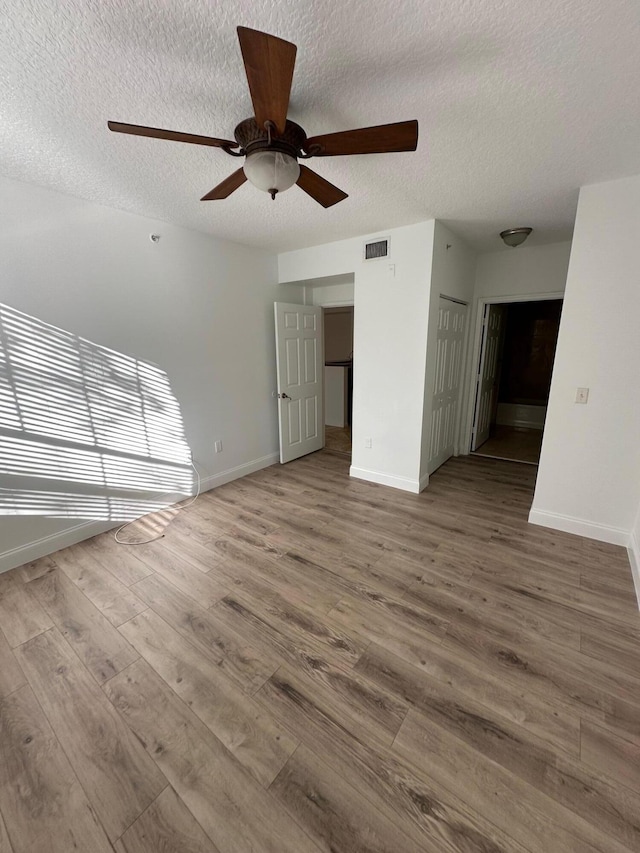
108,27,418,208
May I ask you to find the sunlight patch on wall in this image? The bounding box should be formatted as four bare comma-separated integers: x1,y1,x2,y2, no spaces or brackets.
0,303,193,520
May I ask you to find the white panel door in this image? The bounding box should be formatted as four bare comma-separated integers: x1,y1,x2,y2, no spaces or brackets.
274,302,323,464
427,298,468,475
471,303,505,450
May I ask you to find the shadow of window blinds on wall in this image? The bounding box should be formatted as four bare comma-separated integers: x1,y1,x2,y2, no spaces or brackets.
0,303,193,520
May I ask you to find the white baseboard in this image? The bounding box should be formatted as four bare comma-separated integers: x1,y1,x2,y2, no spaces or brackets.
0,519,117,575
0,452,279,575
496,403,545,430
198,452,279,492
349,466,420,493
528,508,629,546
628,530,640,611
419,472,430,493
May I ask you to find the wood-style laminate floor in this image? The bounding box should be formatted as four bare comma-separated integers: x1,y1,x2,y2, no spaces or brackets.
1,451,639,853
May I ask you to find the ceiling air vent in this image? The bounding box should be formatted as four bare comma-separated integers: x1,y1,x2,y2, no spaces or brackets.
363,237,390,261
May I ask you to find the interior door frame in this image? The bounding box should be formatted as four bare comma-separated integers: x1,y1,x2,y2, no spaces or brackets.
463,291,565,455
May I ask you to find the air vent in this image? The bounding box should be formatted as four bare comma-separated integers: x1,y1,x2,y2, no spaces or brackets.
363,237,390,261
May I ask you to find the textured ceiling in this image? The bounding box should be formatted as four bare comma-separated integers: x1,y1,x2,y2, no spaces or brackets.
1,0,640,252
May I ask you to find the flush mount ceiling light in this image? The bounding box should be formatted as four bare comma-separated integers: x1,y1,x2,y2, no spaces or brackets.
500,227,533,248
108,26,419,207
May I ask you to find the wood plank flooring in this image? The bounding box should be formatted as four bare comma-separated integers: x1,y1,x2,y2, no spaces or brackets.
0,450,639,853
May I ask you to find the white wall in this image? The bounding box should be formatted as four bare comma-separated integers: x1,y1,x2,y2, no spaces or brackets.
0,175,300,571
474,241,572,300
630,502,640,605
420,222,477,483
531,174,640,545
307,280,355,307
279,222,435,491
632,505,640,559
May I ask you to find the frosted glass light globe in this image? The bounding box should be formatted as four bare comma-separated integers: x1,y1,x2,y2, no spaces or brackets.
243,150,300,197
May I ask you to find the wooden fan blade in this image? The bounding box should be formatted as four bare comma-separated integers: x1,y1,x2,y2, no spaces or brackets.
237,27,296,136
108,121,238,149
296,165,348,208
305,120,418,156
201,168,247,200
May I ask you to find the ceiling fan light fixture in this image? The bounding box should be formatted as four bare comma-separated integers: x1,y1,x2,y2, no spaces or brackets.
243,150,300,199
500,227,533,248
109,28,418,207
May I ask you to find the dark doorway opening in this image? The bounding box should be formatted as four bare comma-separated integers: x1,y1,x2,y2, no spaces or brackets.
472,299,562,465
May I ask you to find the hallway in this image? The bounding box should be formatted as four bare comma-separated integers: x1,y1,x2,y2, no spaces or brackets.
473,424,543,464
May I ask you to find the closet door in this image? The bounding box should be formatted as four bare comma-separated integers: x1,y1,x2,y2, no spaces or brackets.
428,297,467,474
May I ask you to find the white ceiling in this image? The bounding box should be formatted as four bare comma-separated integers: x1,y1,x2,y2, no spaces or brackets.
1,0,640,253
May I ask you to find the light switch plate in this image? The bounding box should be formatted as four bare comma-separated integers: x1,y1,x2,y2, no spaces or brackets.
575,387,589,404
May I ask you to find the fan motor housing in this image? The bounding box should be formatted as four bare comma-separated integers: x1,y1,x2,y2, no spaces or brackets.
234,118,307,158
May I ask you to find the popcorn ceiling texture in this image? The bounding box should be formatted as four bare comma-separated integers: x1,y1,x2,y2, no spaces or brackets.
1,0,640,251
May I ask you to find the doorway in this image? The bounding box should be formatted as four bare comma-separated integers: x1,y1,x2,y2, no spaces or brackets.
274,302,324,464
323,306,353,456
470,297,563,465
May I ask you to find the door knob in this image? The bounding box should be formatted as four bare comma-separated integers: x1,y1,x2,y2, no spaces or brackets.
278,392,291,399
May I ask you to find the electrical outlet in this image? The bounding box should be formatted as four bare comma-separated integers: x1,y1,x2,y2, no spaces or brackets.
575,387,589,404
364,437,372,449
214,440,223,453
